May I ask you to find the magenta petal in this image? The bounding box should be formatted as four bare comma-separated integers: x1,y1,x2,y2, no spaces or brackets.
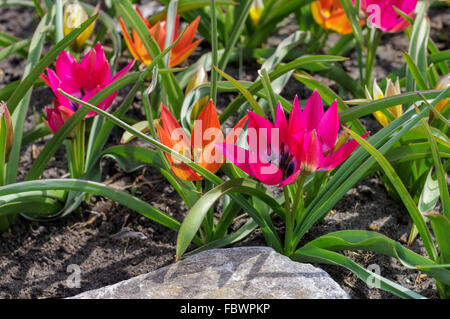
275,102,289,145
45,107,65,134
215,143,283,185
80,88,102,117
249,160,284,185
247,111,274,162
300,129,323,173
45,68,62,94
288,129,305,166
320,132,369,171
363,0,416,32
216,142,253,174
303,90,324,131
55,50,76,80
47,66,79,97
278,170,301,187
320,141,357,171
317,100,339,152
94,44,111,86
288,95,305,135
77,43,110,90
111,59,136,83
40,70,51,88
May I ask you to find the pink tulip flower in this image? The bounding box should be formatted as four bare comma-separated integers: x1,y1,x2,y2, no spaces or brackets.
291,91,370,173
41,43,135,133
44,98,66,135
216,91,368,186
216,102,303,186
362,0,417,32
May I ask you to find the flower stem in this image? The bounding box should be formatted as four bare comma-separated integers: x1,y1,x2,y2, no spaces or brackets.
198,179,213,242
284,172,308,256
70,120,86,179
365,28,382,88
283,185,293,254
290,172,308,230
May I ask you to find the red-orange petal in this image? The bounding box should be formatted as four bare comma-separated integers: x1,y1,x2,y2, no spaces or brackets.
225,114,249,145
119,17,142,62
172,163,202,181
150,22,166,51
170,38,203,67
172,16,200,54
156,122,200,181
131,28,152,65
135,5,152,29
197,140,224,174
191,99,221,150
160,104,191,155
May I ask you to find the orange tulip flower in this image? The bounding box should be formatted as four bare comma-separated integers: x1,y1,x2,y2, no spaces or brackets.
311,0,364,34
156,100,248,181
119,6,203,67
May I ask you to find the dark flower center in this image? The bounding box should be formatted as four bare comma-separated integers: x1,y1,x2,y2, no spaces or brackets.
267,142,296,179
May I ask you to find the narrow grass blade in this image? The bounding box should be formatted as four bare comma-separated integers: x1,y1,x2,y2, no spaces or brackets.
213,65,266,117
343,127,438,261
292,246,425,299
0,179,181,232
419,117,450,217
402,51,429,90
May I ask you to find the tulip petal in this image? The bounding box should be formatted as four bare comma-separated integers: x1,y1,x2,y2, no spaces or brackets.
325,10,352,34
119,17,142,62
160,104,190,155
55,50,77,83
320,132,369,170
317,100,339,152
300,129,323,173
45,106,65,134
159,124,200,181
216,143,283,185
154,119,201,181
311,1,325,27
191,100,224,172
173,16,200,54
196,138,224,174
278,169,301,187
150,22,166,51
288,95,305,135
191,99,221,150
171,163,202,181
247,111,274,162
135,5,152,29
275,102,289,144
156,122,199,182
132,28,152,65
303,90,324,130
170,38,203,67
111,59,136,83
225,114,248,145
58,105,76,123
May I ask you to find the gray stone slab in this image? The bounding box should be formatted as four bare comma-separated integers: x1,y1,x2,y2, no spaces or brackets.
70,246,349,299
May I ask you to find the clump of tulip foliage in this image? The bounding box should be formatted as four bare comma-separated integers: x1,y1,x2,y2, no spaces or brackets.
0,0,448,299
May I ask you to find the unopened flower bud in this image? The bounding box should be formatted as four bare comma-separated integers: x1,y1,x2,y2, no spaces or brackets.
366,78,402,127
434,75,449,113
0,101,14,162
249,0,264,26
186,65,209,121
64,2,96,51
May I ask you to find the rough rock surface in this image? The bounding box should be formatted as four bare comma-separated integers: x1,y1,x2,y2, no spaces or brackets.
70,247,350,299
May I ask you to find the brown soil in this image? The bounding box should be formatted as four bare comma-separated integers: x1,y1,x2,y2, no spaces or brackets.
0,3,448,299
